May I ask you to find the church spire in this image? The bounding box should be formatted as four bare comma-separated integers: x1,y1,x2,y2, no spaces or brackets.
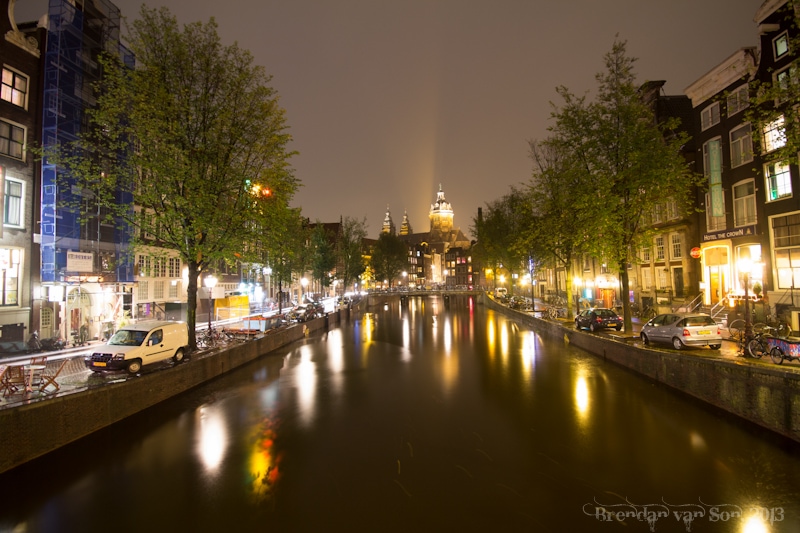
382,205,396,235
399,209,413,236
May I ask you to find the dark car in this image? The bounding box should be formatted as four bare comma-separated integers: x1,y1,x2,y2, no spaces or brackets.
575,307,622,332
289,304,317,323
640,313,722,350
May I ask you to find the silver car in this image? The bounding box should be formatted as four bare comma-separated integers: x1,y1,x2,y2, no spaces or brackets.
640,313,722,350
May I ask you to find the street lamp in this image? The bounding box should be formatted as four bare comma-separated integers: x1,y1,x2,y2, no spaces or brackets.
738,259,753,352
300,277,308,302
573,276,583,315
204,274,218,331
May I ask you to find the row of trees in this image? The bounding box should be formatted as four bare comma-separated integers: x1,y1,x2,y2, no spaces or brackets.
44,6,372,348
473,39,701,333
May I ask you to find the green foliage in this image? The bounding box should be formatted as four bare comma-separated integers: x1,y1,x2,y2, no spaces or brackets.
310,222,337,289
370,233,408,287
41,6,297,344
338,216,368,292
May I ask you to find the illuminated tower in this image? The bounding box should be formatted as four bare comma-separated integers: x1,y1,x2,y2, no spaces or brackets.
381,205,396,235
399,210,413,236
429,184,454,241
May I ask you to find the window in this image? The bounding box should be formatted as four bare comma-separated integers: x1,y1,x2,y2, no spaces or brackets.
168,257,181,278
733,180,757,227
774,32,789,59
137,280,149,301
729,124,753,167
137,255,151,277
169,281,180,299
154,280,165,300
1,67,28,108
765,161,792,201
705,192,726,232
640,267,652,290
640,246,651,263
0,120,24,159
727,85,749,116
773,65,797,103
700,102,720,131
3,178,23,227
670,233,683,260
762,115,786,152
655,236,665,261
773,214,800,289
656,269,668,290
0,247,20,306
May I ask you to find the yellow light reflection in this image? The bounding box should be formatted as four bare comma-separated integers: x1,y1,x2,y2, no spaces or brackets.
197,406,228,473
741,513,769,533
575,375,589,419
500,322,510,362
247,417,281,499
521,331,536,376
326,329,344,374
443,315,452,354
295,345,317,427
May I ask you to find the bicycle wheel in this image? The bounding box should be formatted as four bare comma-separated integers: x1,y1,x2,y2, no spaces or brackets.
778,321,792,338
751,322,767,335
747,337,767,359
728,319,746,342
770,347,784,365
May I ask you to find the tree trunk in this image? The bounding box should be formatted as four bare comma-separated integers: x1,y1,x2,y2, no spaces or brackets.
620,267,632,333
186,261,200,349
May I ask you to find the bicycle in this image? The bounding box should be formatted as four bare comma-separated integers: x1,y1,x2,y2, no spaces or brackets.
747,325,778,358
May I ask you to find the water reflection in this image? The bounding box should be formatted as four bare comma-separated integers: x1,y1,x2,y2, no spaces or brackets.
197,405,227,473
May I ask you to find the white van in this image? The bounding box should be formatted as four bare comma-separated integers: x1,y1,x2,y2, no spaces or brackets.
494,287,508,298
85,320,189,374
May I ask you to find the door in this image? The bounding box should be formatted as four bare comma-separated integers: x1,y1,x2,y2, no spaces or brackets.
143,328,171,363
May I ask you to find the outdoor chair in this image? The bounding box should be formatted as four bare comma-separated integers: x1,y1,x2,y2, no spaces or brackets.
2,365,27,396
26,356,48,392
39,358,69,394
0,364,9,396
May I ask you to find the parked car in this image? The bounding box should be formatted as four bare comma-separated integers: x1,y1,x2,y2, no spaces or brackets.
574,308,623,332
85,320,189,374
640,313,722,350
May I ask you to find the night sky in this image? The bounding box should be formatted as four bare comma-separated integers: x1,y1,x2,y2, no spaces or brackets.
16,0,762,237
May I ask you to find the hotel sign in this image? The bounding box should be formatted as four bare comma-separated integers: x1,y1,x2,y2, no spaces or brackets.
66,251,94,272
702,225,757,243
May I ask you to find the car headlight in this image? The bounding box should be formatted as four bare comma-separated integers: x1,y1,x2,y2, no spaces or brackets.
111,353,126,360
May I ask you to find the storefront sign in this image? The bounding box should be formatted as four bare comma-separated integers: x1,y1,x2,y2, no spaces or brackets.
702,225,757,243
690,247,701,258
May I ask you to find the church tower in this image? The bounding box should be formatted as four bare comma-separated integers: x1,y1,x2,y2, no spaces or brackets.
399,210,413,236
429,184,454,241
381,205,396,235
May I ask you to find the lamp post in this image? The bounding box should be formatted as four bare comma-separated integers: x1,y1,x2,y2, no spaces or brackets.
573,276,583,316
739,259,753,352
204,274,217,331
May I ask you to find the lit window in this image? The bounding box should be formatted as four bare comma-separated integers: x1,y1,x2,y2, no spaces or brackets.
137,280,149,301
1,67,28,108
0,247,20,305
762,116,786,153
0,120,24,159
774,32,789,59
765,161,792,201
730,124,753,167
733,180,757,227
640,267,652,289
700,102,720,131
3,178,23,227
726,85,749,116
772,214,800,289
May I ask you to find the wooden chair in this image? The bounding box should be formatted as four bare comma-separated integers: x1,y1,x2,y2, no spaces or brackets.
26,356,48,392
0,364,9,396
39,358,69,393
2,365,27,396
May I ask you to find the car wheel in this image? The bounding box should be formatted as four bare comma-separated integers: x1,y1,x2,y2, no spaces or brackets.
590,323,598,332
641,333,650,345
672,337,685,350
710,344,721,350
615,325,622,331
126,359,142,374
575,320,581,330
173,348,185,364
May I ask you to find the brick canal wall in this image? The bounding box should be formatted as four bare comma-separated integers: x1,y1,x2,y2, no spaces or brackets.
0,309,349,474
481,293,800,444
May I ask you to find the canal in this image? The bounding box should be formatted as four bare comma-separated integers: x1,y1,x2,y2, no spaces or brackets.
1,295,798,532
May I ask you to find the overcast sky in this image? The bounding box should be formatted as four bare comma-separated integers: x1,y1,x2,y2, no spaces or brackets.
16,0,762,237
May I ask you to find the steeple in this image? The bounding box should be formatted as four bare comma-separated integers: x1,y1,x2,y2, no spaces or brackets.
381,205,396,235
399,210,413,236
429,183,454,238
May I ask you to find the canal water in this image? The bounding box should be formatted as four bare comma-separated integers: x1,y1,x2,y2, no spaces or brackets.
1,295,798,532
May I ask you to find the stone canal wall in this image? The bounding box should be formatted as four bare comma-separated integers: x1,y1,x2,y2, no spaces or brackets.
481,293,800,444
0,309,349,475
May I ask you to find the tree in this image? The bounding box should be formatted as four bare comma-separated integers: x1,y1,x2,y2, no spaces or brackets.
370,232,408,287
45,7,296,348
338,216,367,294
310,222,336,294
526,135,597,318
548,39,698,331
472,187,531,295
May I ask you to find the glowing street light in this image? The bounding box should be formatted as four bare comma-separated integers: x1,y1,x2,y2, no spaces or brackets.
204,274,218,331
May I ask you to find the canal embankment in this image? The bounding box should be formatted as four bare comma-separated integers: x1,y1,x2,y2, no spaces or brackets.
0,308,351,474
481,292,800,444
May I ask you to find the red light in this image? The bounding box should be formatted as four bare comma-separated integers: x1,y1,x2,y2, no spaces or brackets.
683,328,691,337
